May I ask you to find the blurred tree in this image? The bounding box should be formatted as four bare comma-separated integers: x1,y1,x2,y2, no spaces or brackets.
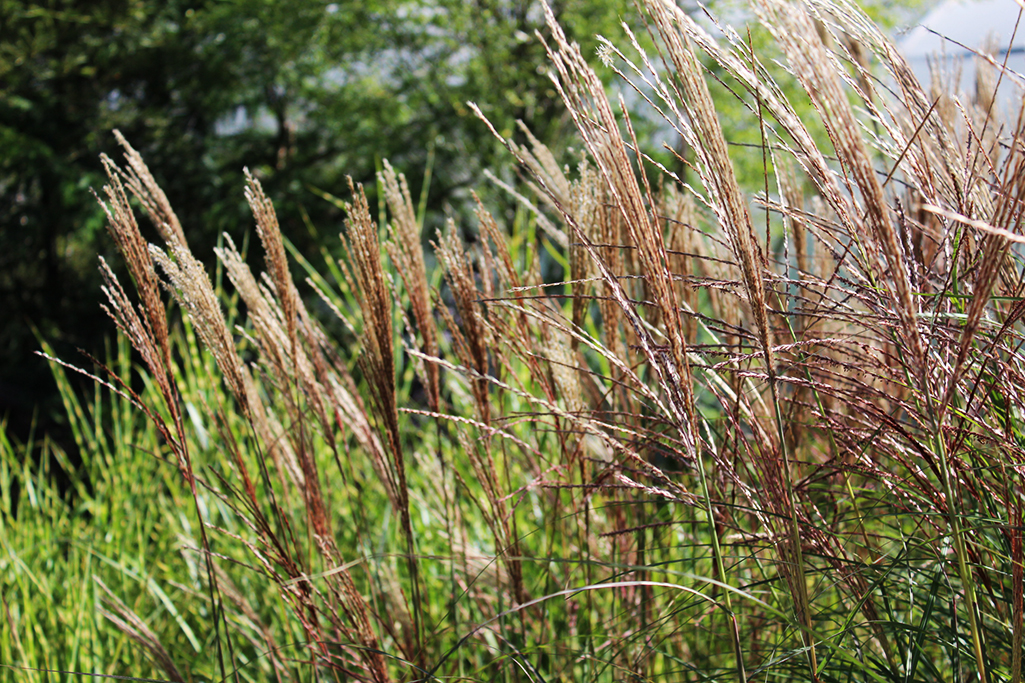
0,0,636,448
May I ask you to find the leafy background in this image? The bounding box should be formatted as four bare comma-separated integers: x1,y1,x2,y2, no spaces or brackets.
0,0,638,450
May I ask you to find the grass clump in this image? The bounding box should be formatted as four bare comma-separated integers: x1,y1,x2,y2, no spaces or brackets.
5,0,1025,681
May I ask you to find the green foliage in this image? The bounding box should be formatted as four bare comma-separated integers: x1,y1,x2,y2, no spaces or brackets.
1,337,210,682
0,0,636,443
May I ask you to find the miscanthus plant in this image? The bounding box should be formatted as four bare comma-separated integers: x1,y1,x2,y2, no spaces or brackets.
5,0,1025,681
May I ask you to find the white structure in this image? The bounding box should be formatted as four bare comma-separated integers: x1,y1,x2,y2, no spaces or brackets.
897,0,1025,113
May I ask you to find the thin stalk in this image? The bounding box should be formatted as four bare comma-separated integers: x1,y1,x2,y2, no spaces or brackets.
401,506,424,670
578,458,596,672
698,422,747,683
768,376,818,679
433,415,461,679
750,26,816,677
934,428,988,681
779,282,897,669
1012,472,1023,683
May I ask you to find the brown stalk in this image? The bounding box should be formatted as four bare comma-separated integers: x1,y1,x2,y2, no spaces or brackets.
96,156,173,373
757,0,926,385
102,141,394,682
1013,471,1024,683
341,177,422,667
150,241,251,418
645,1,772,378
380,160,441,412
214,238,307,490
536,2,698,463
433,221,493,427
245,171,299,357
431,220,529,606
111,130,187,247
245,179,347,514
95,145,236,683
